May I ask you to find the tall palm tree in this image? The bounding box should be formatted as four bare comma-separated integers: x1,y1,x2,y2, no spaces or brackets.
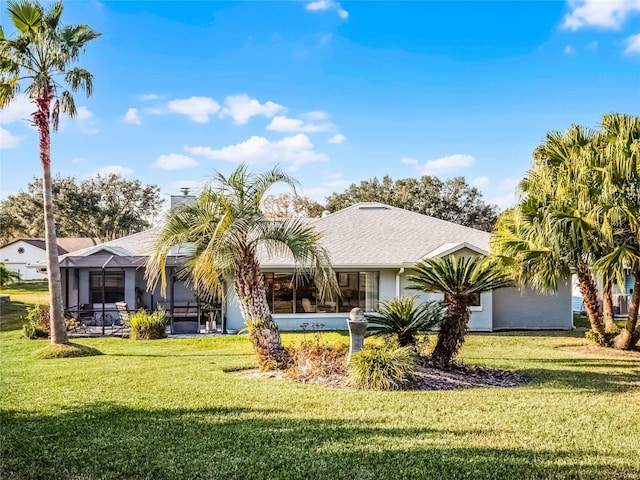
407,255,511,368
492,125,608,336
591,113,640,349
146,164,337,369
0,0,100,344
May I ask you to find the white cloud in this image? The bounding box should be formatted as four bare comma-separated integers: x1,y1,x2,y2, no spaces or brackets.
563,0,640,30
401,157,419,165
328,133,346,144
143,107,163,115
306,0,349,19
0,94,33,124
71,157,86,164
168,96,220,123
123,108,141,125
219,94,284,125
420,154,475,175
624,32,640,54
303,110,329,121
267,115,333,133
0,127,22,149
586,40,599,51
471,176,490,188
564,44,575,55
499,178,519,191
153,153,199,170
489,191,517,211
94,165,133,177
140,94,160,101
74,106,98,134
185,133,328,169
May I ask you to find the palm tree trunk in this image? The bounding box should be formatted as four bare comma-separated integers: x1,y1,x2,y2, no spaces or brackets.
602,279,616,331
234,253,288,369
431,297,469,369
35,91,68,345
614,271,640,350
575,263,605,335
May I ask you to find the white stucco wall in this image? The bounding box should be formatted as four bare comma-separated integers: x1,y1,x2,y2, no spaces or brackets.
0,241,48,281
492,279,573,330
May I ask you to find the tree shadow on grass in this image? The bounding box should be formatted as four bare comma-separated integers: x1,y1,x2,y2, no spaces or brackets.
1,403,638,480
0,300,30,332
517,359,640,393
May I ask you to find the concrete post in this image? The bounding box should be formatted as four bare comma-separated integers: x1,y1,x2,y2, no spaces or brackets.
347,307,367,363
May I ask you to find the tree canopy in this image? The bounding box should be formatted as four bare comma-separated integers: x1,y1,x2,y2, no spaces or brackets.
325,175,498,231
0,174,163,243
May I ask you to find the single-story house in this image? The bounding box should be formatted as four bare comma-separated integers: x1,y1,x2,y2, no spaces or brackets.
49,203,572,334
1,238,97,281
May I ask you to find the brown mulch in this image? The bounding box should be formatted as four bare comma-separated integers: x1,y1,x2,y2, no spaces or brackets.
563,343,640,359
231,362,528,391
413,363,528,390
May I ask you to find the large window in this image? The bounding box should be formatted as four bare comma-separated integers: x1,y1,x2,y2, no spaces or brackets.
90,272,125,304
264,271,379,314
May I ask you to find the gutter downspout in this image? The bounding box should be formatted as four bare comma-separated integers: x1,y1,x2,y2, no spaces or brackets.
396,267,405,298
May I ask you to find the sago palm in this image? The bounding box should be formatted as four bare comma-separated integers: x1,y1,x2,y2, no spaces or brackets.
0,0,100,344
407,255,511,368
366,296,444,348
146,164,337,369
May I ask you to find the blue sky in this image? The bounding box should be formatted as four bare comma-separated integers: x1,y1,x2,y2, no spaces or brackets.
1,0,639,210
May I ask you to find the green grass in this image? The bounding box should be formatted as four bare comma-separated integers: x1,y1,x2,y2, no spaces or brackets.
1,301,639,479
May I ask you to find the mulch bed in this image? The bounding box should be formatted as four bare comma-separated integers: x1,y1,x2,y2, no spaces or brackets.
232,361,528,391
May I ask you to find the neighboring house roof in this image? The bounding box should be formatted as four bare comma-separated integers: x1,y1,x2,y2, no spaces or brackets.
1,237,96,256
52,203,491,269
260,203,490,268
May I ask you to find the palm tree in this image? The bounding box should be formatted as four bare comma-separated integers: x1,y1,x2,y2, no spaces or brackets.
492,125,608,336
0,0,100,344
366,296,444,348
146,164,337,369
0,262,21,287
407,255,511,368
591,113,640,349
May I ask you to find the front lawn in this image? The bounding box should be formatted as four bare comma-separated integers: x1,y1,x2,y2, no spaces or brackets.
1,301,639,479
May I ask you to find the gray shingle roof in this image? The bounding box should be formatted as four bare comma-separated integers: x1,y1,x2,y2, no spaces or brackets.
59,203,490,268
260,203,490,267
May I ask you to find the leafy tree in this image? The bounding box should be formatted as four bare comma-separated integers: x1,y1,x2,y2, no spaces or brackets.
261,193,325,219
0,174,163,243
407,255,511,368
146,164,337,369
325,175,498,231
366,296,444,348
1,0,100,344
0,262,21,287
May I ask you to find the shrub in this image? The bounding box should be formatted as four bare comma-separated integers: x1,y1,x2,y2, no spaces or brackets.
349,345,419,390
129,309,167,340
286,343,348,382
22,304,50,339
585,327,621,348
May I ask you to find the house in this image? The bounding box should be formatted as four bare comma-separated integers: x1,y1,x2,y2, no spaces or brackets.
0,238,97,281
52,203,573,334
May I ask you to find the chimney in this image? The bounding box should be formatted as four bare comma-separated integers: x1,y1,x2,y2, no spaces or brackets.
180,187,190,196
